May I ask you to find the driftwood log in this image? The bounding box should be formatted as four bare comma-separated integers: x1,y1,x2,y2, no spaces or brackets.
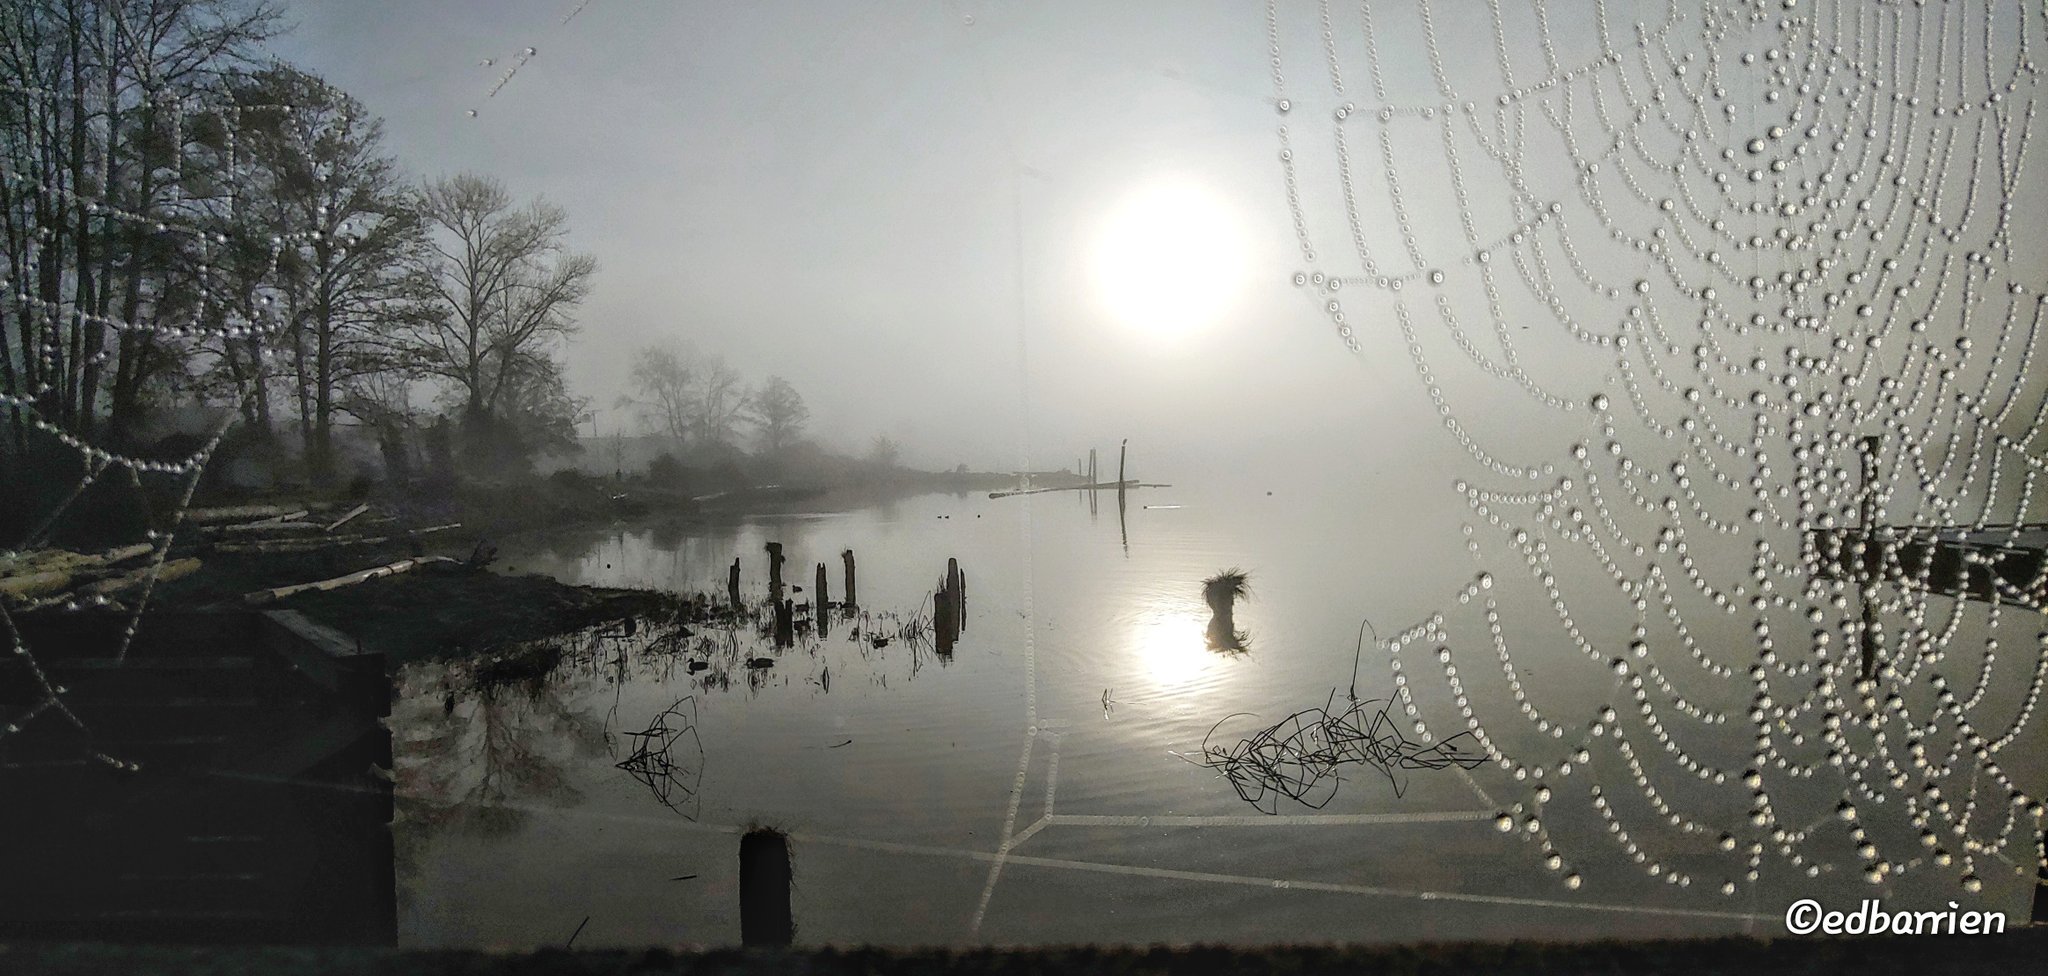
1,543,161,605
325,503,371,532
242,556,458,606
209,522,460,554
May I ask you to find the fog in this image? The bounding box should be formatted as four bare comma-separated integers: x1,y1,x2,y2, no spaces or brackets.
270,0,1388,476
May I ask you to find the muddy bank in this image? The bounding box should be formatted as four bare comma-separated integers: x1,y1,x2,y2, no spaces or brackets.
102,470,986,665
153,544,673,666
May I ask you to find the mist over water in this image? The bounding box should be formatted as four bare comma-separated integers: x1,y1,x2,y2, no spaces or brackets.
8,0,2048,952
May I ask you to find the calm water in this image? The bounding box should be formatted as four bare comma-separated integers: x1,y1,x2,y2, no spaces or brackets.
390,470,2044,947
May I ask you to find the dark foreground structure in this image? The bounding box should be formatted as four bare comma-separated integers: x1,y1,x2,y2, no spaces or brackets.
0,610,395,945
5,932,2048,976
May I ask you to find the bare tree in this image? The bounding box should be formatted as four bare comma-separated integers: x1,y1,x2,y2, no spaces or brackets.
406,173,594,465
620,341,748,450
747,375,808,454
224,65,434,485
688,353,746,448
867,434,900,469
620,344,691,441
0,0,284,448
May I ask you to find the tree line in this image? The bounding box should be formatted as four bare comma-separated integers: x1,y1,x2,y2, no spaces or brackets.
621,343,812,457
1,0,594,487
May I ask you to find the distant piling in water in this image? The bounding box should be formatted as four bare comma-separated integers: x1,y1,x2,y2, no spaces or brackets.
1117,439,1128,510
728,558,742,611
815,563,829,620
841,549,857,609
935,558,965,653
947,566,964,634
739,829,793,947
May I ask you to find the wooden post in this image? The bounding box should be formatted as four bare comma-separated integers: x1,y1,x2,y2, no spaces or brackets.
1089,449,1098,491
841,549,857,609
728,558,742,612
934,578,955,655
957,569,967,633
774,598,794,648
739,829,793,947
1117,439,1127,507
946,558,962,636
815,563,828,621
766,542,785,604
1858,435,1880,681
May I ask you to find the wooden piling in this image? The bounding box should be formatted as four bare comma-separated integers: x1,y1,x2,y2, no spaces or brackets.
1117,439,1128,509
739,829,793,947
728,558,742,612
815,563,829,620
957,570,967,632
946,558,962,634
774,598,794,648
841,549,857,609
935,586,954,655
1089,448,1098,493
766,542,785,603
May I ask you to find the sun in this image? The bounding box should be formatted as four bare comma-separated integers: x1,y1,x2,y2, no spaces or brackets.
1090,179,1247,339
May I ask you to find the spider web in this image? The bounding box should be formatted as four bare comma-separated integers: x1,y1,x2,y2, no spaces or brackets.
2,79,339,771
1271,0,2048,902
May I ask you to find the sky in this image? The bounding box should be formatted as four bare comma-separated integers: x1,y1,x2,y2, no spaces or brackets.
267,0,1382,474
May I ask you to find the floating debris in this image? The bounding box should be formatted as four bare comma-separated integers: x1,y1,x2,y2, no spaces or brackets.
1193,694,1485,813
615,696,703,818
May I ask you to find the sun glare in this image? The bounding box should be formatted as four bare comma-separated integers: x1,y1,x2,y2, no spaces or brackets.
1091,179,1247,339
1127,605,1212,688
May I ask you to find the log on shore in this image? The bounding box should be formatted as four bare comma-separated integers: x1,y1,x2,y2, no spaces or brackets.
0,543,161,602
242,556,459,606
209,523,461,554
325,503,371,532
78,558,202,598
207,519,329,537
185,503,329,524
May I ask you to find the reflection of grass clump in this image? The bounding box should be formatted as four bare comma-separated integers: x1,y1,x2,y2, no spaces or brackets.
1204,569,1251,652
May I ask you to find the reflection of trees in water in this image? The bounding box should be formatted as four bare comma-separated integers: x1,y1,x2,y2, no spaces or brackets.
391,638,611,893
390,595,950,894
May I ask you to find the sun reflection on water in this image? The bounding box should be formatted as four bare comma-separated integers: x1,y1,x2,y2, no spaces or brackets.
1124,600,1219,690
